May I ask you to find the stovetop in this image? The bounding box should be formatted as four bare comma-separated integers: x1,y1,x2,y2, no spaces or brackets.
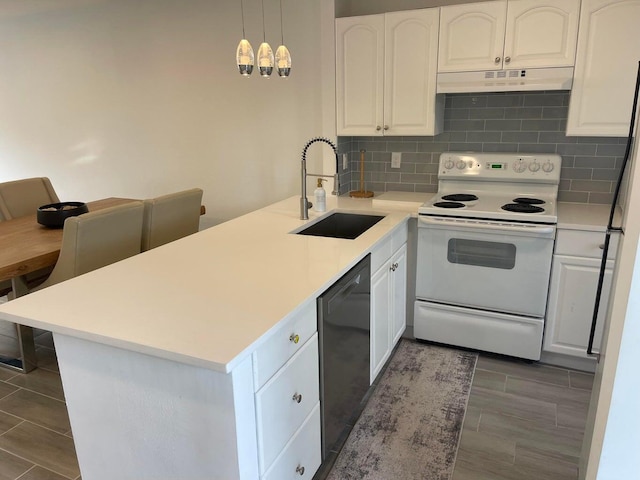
418,152,562,224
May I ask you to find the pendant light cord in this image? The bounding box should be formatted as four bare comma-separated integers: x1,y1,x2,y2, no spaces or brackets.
261,0,266,42
279,0,284,44
240,0,246,38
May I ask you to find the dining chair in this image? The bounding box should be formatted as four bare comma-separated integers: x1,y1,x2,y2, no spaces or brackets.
33,201,144,291
141,188,203,251
0,216,10,297
0,177,60,220
0,177,63,292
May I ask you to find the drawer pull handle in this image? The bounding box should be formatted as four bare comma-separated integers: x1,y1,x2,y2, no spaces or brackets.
296,464,305,475
289,333,300,344
599,244,605,250
292,392,303,403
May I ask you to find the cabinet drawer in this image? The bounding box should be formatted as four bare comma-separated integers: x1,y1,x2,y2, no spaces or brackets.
255,334,319,474
262,404,321,480
253,299,316,390
555,230,618,259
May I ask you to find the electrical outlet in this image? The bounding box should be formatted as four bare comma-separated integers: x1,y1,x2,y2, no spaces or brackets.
391,152,402,168
342,153,349,170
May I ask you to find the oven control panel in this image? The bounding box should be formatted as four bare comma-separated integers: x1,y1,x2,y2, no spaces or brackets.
439,153,561,183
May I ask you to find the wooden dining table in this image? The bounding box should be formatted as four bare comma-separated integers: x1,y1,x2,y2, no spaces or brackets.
0,197,139,372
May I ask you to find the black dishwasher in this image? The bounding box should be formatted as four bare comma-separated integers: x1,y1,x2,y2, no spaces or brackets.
317,254,371,460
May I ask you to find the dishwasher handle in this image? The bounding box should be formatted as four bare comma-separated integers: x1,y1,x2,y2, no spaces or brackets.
327,273,361,315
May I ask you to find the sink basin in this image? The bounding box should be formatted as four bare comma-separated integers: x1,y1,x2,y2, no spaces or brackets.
296,212,385,240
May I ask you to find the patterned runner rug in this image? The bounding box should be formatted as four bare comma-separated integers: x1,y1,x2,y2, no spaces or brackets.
326,339,477,480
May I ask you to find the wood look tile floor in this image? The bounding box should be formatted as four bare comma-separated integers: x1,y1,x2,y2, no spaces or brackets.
0,311,593,480
0,324,80,480
453,353,594,480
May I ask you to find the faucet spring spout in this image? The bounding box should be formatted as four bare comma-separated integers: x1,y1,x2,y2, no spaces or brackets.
300,137,340,220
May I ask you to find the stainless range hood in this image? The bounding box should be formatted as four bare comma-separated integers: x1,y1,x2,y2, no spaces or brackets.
437,66,574,93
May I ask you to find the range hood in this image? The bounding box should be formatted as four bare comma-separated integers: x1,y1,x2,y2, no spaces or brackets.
437,66,574,93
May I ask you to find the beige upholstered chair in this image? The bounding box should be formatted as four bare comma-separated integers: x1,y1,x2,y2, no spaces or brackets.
0,177,60,219
0,177,61,292
141,188,203,251
0,216,10,297
34,202,144,291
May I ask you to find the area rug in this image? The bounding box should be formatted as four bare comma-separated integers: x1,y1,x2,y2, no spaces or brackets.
326,340,477,480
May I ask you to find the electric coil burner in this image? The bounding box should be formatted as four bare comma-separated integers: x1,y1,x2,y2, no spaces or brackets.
433,201,466,208
415,152,562,361
441,194,478,202
501,203,545,213
513,197,545,205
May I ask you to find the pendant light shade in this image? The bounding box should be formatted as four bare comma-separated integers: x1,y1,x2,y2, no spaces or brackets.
237,39,254,76
275,45,291,77
236,0,253,76
258,42,274,77
257,0,273,77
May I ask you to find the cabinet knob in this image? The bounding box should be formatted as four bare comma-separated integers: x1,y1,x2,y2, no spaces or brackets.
504,56,511,63
376,125,382,131
292,392,303,403
599,244,605,250
296,465,305,476
384,125,389,130
289,333,300,344
494,56,501,64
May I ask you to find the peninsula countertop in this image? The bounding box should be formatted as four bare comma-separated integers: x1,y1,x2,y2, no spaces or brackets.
0,194,425,374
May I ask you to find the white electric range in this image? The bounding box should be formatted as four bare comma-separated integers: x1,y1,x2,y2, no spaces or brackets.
414,152,562,360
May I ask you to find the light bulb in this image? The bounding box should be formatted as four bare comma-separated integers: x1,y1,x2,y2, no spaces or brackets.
275,45,291,77
236,39,254,76
257,42,274,77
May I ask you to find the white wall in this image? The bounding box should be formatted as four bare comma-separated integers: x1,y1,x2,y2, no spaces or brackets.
0,0,335,226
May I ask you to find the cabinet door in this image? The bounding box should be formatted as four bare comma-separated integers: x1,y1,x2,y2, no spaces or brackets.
543,255,614,358
438,1,507,72
391,244,407,346
336,15,384,136
503,0,580,69
384,9,442,136
370,263,391,384
567,0,640,136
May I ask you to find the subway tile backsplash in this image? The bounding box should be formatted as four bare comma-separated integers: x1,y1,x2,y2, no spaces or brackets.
338,91,627,204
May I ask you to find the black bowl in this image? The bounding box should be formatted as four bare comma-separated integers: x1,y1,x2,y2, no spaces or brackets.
37,202,89,228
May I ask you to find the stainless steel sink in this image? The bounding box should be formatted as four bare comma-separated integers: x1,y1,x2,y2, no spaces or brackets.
295,212,385,240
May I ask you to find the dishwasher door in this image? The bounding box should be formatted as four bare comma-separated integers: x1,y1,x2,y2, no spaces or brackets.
317,254,371,460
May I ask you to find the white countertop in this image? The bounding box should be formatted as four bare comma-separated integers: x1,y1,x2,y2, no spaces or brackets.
557,202,620,231
0,195,417,374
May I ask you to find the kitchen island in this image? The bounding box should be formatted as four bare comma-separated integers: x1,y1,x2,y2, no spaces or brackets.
0,193,425,480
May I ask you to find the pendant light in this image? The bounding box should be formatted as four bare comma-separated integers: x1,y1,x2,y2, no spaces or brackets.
257,0,274,77
275,0,291,77
236,0,254,76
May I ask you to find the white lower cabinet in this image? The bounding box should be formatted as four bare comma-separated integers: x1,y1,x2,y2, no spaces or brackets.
371,234,407,383
252,300,320,479
544,229,618,361
262,405,321,480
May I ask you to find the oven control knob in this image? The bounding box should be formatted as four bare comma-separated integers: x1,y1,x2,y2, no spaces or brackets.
513,160,527,173
456,160,467,170
444,159,455,170
542,161,555,173
528,161,541,172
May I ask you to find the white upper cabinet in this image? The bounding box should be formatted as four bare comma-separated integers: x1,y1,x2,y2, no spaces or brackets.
336,9,443,136
567,0,640,136
336,15,384,136
438,0,580,72
438,1,507,72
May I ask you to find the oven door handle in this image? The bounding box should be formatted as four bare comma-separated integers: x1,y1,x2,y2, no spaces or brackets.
418,216,556,238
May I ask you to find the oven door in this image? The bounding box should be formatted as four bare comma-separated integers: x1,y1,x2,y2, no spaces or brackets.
416,216,555,317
